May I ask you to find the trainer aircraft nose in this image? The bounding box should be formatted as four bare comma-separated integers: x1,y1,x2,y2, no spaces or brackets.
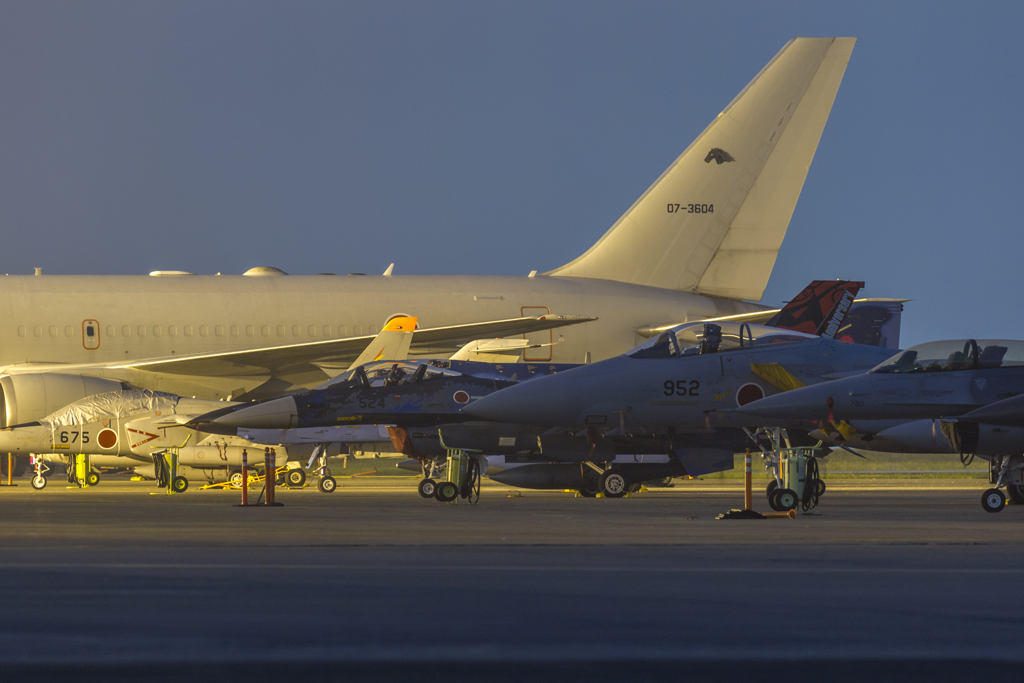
209,396,299,430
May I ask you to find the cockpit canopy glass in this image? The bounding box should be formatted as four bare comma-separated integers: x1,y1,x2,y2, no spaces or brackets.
626,322,818,359
317,361,462,389
870,339,1024,374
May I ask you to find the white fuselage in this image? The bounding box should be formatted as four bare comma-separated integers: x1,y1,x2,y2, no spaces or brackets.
0,273,765,397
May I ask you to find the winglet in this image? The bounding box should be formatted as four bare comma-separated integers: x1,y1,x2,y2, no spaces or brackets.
382,316,418,332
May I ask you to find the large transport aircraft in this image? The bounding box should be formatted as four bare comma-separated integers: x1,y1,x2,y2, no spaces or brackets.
0,37,855,432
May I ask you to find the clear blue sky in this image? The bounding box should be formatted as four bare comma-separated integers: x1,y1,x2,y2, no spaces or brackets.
1,1,1021,347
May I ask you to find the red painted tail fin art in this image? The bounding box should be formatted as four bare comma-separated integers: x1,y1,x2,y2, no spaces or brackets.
767,281,864,338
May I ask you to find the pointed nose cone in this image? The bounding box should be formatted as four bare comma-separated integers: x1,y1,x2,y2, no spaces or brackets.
212,397,299,429
736,382,836,421
464,374,579,426
960,394,1024,427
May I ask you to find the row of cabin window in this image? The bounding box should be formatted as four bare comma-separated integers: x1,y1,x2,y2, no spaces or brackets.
17,324,373,338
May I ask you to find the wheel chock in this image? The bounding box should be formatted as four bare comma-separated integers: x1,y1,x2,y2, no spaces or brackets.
574,492,583,498
624,493,632,498
638,486,649,493
716,508,766,520
596,492,605,498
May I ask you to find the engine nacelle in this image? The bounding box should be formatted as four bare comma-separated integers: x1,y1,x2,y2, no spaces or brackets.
0,374,129,428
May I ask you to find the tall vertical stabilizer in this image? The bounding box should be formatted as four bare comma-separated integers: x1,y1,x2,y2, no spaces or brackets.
545,37,856,302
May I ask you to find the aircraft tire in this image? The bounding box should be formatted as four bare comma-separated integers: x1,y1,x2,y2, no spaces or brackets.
767,489,782,511
31,475,47,490
87,472,101,487
982,488,1006,513
418,479,437,498
766,480,779,501
286,469,307,487
318,476,337,493
171,476,189,493
576,489,596,498
775,488,799,512
435,481,458,502
229,471,244,489
598,469,627,498
1006,484,1024,505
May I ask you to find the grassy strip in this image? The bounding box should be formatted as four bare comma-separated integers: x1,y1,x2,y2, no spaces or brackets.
700,451,988,480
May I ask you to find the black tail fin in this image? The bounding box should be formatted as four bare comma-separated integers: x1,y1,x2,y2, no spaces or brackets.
767,280,863,337
835,299,904,348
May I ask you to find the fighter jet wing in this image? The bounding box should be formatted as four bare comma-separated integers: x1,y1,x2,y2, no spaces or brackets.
3,314,596,379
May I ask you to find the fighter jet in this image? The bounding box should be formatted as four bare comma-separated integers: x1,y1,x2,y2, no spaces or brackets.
456,283,896,494
738,338,1024,512
195,359,578,432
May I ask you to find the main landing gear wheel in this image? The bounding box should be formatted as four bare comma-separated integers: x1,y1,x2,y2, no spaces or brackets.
576,489,596,498
31,475,47,490
774,488,799,512
171,476,189,493
598,469,627,498
982,488,1006,513
86,472,100,486
286,469,307,487
435,481,458,503
418,478,437,499
318,476,337,493
229,471,244,488
766,479,779,506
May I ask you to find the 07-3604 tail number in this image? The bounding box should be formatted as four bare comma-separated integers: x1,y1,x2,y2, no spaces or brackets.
667,204,713,214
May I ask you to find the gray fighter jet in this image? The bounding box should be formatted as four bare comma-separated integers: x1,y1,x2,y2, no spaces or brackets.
463,316,895,495
738,338,1024,511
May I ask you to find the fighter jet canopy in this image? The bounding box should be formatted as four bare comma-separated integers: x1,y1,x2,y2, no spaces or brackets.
627,322,817,359
316,360,463,389
869,339,1024,374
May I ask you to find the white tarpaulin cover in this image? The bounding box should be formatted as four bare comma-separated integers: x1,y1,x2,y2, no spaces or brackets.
39,390,180,427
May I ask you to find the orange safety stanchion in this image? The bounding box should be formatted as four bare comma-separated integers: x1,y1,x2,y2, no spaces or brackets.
6,453,12,486
263,448,282,506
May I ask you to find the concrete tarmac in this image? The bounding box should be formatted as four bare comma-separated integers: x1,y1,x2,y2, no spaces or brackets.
1,477,1022,682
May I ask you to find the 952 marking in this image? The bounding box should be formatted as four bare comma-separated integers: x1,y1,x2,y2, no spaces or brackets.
667,203,713,214
664,380,699,396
